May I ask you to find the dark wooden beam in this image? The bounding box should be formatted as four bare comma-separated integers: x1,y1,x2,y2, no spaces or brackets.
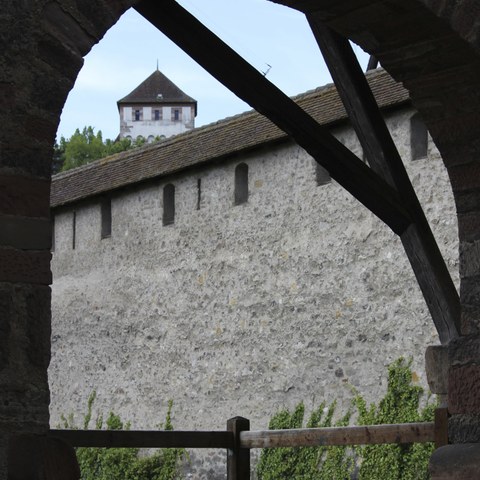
366,55,379,71
134,0,412,235
49,429,234,449
306,16,460,343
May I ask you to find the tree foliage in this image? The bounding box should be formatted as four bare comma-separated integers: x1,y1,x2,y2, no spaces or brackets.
53,126,165,173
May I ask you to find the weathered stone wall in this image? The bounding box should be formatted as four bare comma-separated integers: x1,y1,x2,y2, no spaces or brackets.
49,106,459,477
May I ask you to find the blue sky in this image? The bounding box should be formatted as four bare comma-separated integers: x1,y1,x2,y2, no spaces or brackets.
57,0,369,141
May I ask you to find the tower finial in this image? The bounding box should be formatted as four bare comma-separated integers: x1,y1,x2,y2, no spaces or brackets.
156,59,159,71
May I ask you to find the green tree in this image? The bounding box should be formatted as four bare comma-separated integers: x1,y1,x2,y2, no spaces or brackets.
55,126,131,172
55,126,166,173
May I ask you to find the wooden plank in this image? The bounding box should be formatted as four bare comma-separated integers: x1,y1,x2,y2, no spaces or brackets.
134,0,413,236
227,417,250,480
240,422,435,449
434,407,449,449
306,17,460,343
48,429,234,449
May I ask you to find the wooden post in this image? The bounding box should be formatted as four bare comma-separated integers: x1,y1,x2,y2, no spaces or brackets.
434,407,448,449
227,417,250,480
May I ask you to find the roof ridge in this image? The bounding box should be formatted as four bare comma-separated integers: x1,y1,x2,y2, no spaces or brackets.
51,69,409,208
117,69,196,105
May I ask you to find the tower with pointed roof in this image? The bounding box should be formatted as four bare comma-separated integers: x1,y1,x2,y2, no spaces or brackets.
117,69,197,142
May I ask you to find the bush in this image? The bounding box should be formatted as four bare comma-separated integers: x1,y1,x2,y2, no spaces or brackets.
61,393,186,480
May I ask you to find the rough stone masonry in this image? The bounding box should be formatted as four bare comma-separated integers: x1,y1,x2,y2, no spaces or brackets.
49,98,458,477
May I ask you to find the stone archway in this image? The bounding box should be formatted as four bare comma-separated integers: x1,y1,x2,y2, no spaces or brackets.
2,0,480,477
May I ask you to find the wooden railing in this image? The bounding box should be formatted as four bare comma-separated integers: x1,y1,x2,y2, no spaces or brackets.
48,408,448,480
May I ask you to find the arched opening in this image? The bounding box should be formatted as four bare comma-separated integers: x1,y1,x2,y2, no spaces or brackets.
7,1,480,478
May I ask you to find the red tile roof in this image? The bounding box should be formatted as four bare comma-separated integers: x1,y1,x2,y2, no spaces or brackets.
51,69,409,208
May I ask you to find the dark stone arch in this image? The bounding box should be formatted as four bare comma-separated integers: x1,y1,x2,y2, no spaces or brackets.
0,0,140,472
4,1,480,476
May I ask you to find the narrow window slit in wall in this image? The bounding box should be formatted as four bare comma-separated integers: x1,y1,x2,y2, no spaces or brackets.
101,198,112,239
72,211,76,250
163,184,175,226
410,113,428,160
197,178,202,210
234,163,248,205
316,162,331,186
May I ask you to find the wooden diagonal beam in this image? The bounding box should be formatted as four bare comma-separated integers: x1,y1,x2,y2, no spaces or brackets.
134,0,412,236
306,16,460,343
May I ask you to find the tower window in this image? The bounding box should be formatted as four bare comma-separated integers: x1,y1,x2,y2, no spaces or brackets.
410,113,428,160
163,184,175,226
154,109,162,121
101,198,112,239
133,108,143,121
234,163,249,205
171,108,182,121
315,163,331,186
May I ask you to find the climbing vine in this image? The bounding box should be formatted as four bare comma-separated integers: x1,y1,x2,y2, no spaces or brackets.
61,392,187,480
257,358,435,479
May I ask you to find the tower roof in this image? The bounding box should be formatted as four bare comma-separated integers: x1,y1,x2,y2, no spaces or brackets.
117,69,197,110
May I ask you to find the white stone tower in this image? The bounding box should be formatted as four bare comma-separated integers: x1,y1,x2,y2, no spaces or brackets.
117,69,197,143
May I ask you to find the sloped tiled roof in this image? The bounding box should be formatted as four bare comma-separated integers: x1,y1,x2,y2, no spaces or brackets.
51,69,409,208
117,69,197,106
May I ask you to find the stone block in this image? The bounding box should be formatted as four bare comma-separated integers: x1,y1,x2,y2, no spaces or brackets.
0,215,51,250
25,285,51,370
456,190,480,214
23,115,57,145
450,161,480,193
459,240,480,278
448,414,480,443
41,3,96,57
0,283,51,373
458,211,480,242
36,34,83,85
460,305,480,335
0,290,12,372
430,443,480,479
425,345,449,394
0,143,53,179
0,175,50,218
8,435,80,479
448,334,480,365
449,364,480,414
0,248,52,285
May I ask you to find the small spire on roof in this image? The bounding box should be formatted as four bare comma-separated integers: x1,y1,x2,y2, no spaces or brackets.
156,59,159,71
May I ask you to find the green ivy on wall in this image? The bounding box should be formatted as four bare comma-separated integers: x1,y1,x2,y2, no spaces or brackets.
61,392,187,480
257,358,435,480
